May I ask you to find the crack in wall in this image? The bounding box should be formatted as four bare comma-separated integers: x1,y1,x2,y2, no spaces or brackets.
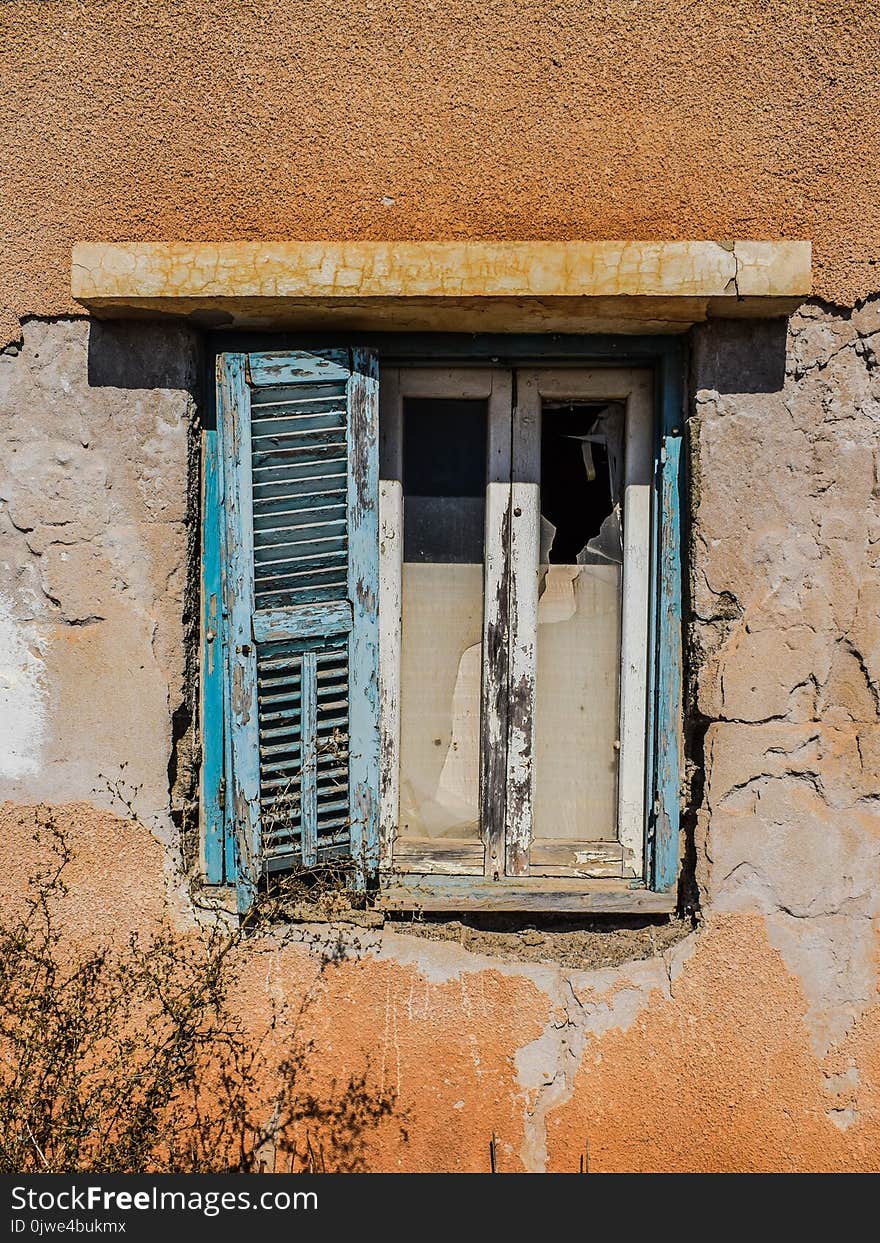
690,297,880,1064
513,945,692,1170
3,301,880,1168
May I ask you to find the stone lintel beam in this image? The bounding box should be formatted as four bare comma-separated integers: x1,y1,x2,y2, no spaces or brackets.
72,240,811,334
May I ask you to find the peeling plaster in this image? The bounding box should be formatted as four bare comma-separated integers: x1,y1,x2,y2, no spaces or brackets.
690,303,880,1067
0,593,48,781
316,916,703,1171
0,318,198,827
513,939,697,1171
2,302,880,1169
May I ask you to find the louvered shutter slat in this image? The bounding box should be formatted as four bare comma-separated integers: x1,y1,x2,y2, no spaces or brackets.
218,349,380,910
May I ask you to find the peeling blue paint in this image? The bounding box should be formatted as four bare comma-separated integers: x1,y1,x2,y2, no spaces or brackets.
210,348,382,908
200,418,225,884
203,336,683,906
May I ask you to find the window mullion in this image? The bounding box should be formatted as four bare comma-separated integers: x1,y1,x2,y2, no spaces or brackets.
505,372,541,876
617,379,654,878
480,370,513,880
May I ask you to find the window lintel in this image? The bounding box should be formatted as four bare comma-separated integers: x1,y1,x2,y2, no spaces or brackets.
72,240,810,335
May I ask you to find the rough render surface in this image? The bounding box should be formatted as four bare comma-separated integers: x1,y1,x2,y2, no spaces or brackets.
1,0,879,345
689,303,880,1073
0,319,199,839
1,308,879,1170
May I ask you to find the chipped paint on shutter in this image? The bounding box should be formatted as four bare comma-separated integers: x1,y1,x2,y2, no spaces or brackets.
217,349,380,908
218,354,261,911
346,350,381,884
200,413,226,883
651,350,684,893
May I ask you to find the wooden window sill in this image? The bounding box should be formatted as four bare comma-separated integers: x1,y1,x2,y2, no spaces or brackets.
378,873,677,914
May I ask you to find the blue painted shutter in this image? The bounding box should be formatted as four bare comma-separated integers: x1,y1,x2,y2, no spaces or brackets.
217,349,380,910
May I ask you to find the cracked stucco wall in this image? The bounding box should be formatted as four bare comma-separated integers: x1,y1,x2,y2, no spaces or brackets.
0,319,200,841
1,306,879,1170
684,301,880,1130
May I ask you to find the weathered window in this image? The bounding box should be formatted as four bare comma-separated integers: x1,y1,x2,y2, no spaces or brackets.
202,349,682,915
378,367,656,911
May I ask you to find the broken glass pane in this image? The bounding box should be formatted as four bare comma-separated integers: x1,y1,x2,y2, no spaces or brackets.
533,403,623,841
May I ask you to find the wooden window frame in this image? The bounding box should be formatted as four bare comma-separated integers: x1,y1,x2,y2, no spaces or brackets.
201,334,684,916
377,367,511,879
508,369,653,881
378,366,657,909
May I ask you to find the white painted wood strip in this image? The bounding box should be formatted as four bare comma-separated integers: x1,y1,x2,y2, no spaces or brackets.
396,369,496,399
378,367,402,872
617,374,654,877
378,479,402,870
481,370,513,879
346,349,381,884
390,836,484,876
505,372,541,876
529,838,631,880
520,369,641,402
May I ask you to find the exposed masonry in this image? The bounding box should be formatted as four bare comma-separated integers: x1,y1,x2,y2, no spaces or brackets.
688,300,880,1130
1,303,879,1157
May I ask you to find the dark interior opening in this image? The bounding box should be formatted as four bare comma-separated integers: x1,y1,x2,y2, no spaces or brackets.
539,402,616,563
403,397,488,563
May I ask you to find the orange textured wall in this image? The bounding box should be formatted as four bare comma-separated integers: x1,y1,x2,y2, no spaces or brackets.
2,802,878,1173
1,0,879,343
